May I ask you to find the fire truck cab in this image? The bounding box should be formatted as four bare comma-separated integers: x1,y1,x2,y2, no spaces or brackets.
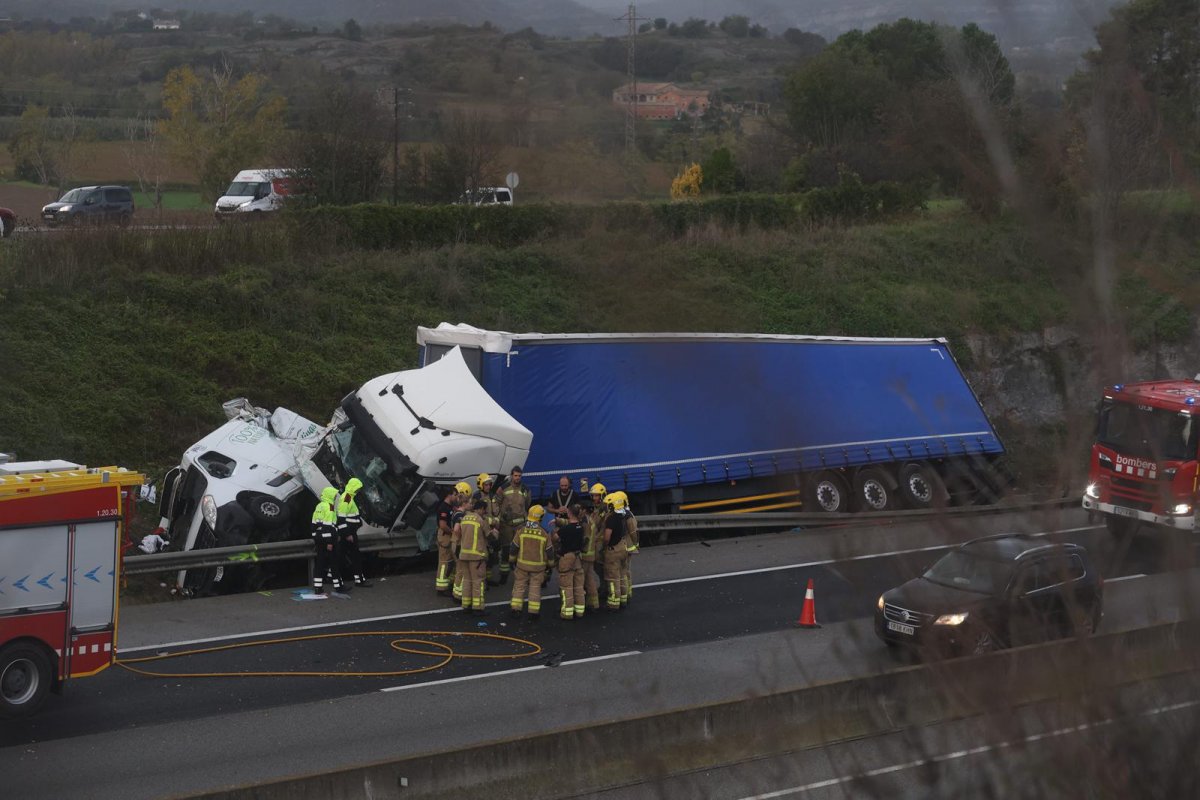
0,460,143,718
1082,378,1200,536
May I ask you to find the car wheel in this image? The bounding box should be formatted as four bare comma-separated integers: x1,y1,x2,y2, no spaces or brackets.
806,471,850,513
898,462,948,509
853,467,896,512
118,212,131,228
244,494,291,527
0,642,53,719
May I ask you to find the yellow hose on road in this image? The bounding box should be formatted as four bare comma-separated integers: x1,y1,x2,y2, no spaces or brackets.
115,630,542,679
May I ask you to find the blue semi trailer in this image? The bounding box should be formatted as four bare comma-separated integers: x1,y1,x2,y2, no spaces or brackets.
416,324,1008,515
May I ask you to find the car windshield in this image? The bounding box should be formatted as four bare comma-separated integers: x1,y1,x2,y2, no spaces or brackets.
923,551,1011,595
225,181,266,197
1098,400,1197,461
59,188,92,203
327,425,415,525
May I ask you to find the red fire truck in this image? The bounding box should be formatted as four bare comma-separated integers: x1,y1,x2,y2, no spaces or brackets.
1082,377,1200,536
0,460,144,718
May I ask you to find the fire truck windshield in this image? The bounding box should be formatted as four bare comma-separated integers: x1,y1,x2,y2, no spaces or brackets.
1098,401,1198,462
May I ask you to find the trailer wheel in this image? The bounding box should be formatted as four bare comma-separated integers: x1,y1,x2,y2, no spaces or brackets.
0,642,53,719
898,462,948,509
853,468,896,512
806,471,850,513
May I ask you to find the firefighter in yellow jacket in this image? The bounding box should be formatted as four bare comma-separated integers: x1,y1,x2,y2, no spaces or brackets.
602,492,631,611
494,466,531,585
509,505,554,620
582,482,607,612
613,491,637,604
452,499,494,614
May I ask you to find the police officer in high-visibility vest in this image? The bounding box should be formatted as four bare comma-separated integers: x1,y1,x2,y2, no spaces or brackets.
452,499,494,614
582,482,607,612
495,466,531,585
509,505,554,620
336,478,372,588
555,503,587,620
310,486,342,594
602,492,631,611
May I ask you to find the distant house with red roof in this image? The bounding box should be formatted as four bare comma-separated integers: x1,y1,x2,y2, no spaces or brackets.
612,82,711,120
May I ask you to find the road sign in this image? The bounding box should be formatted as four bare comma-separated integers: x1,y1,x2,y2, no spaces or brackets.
505,172,520,190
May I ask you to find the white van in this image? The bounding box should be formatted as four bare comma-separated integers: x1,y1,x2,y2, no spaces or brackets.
214,169,299,219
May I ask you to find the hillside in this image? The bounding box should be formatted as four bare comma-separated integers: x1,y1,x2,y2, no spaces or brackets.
2,203,1196,494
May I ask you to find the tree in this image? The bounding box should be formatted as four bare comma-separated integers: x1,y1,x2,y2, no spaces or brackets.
654,17,667,30
679,18,709,38
719,15,750,38
433,110,501,201
700,147,740,193
281,80,388,205
341,19,363,42
7,103,83,191
670,163,702,198
122,113,168,212
783,28,827,56
158,64,287,202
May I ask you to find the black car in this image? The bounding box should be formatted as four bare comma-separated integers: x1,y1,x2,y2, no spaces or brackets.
42,185,135,227
875,534,1103,656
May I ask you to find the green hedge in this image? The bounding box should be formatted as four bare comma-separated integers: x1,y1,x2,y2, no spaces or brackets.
300,182,928,251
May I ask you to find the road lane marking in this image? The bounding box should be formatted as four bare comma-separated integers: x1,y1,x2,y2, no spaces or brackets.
735,699,1200,799
638,525,1103,591
122,523,1103,653
379,650,641,692
1106,573,1146,582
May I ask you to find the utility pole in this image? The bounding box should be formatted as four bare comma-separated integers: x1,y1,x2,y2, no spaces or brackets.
615,4,649,152
388,87,413,205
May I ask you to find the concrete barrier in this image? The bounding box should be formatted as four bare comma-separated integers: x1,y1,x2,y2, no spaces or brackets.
193,620,1200,800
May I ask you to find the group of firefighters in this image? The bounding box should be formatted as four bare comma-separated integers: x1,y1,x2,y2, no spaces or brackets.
436,467,639,619
309,465,638,618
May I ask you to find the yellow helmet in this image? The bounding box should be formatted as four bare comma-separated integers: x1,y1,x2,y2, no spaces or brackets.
477,473,493,487
455,481,471,496
590,482,607,497
527,504,545,523
613,491,630,508
603,493,626,511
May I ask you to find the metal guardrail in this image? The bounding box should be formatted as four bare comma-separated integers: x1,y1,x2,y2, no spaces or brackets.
122,496,1078,576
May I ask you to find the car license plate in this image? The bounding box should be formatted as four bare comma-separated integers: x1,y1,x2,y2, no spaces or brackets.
1113,506,1137,518
887,621,915,635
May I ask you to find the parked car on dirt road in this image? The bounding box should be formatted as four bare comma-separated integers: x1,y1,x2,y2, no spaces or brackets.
0,206,15,237
41,186,135,227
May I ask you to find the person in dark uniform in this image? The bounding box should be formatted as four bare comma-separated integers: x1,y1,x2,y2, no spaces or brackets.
434,485,459,596
555,504,587,620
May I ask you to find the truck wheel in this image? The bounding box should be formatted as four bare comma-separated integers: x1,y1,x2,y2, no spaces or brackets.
0,642,53,719
853,467,896,512
244,494,291,527
898,462,948,509
806,471,850,513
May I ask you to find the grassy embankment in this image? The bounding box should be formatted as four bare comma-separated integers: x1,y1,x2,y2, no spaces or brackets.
1,202,1195,495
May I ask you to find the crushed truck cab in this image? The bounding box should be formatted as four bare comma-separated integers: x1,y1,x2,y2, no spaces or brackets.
159,349,531,595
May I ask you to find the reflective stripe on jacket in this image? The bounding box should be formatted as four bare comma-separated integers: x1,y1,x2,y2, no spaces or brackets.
516,524,552,569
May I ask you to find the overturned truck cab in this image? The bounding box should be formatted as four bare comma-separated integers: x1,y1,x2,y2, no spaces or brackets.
156,349,531,595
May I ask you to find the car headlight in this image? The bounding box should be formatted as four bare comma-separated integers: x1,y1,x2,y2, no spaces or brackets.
1085,483,1100,499
934,612,969,626
877,595,885,611
1170,503,1193,515
58,204,74,213
201,494,218,529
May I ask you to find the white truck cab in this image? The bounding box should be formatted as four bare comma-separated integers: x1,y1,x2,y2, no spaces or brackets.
158,349,531,595
214,169,296,219
457,187,514,206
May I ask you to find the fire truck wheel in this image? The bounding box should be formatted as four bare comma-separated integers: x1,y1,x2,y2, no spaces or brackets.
244,494,292,528
0,642,53,719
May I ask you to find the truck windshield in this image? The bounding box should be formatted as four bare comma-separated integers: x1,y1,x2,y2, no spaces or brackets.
1098,401,1197,461
327,426,415,525
923,551,1010,595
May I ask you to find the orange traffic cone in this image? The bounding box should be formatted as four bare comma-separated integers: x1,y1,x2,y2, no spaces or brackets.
796,578,820,628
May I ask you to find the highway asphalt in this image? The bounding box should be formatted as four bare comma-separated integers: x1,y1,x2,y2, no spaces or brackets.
2,506,1196,798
